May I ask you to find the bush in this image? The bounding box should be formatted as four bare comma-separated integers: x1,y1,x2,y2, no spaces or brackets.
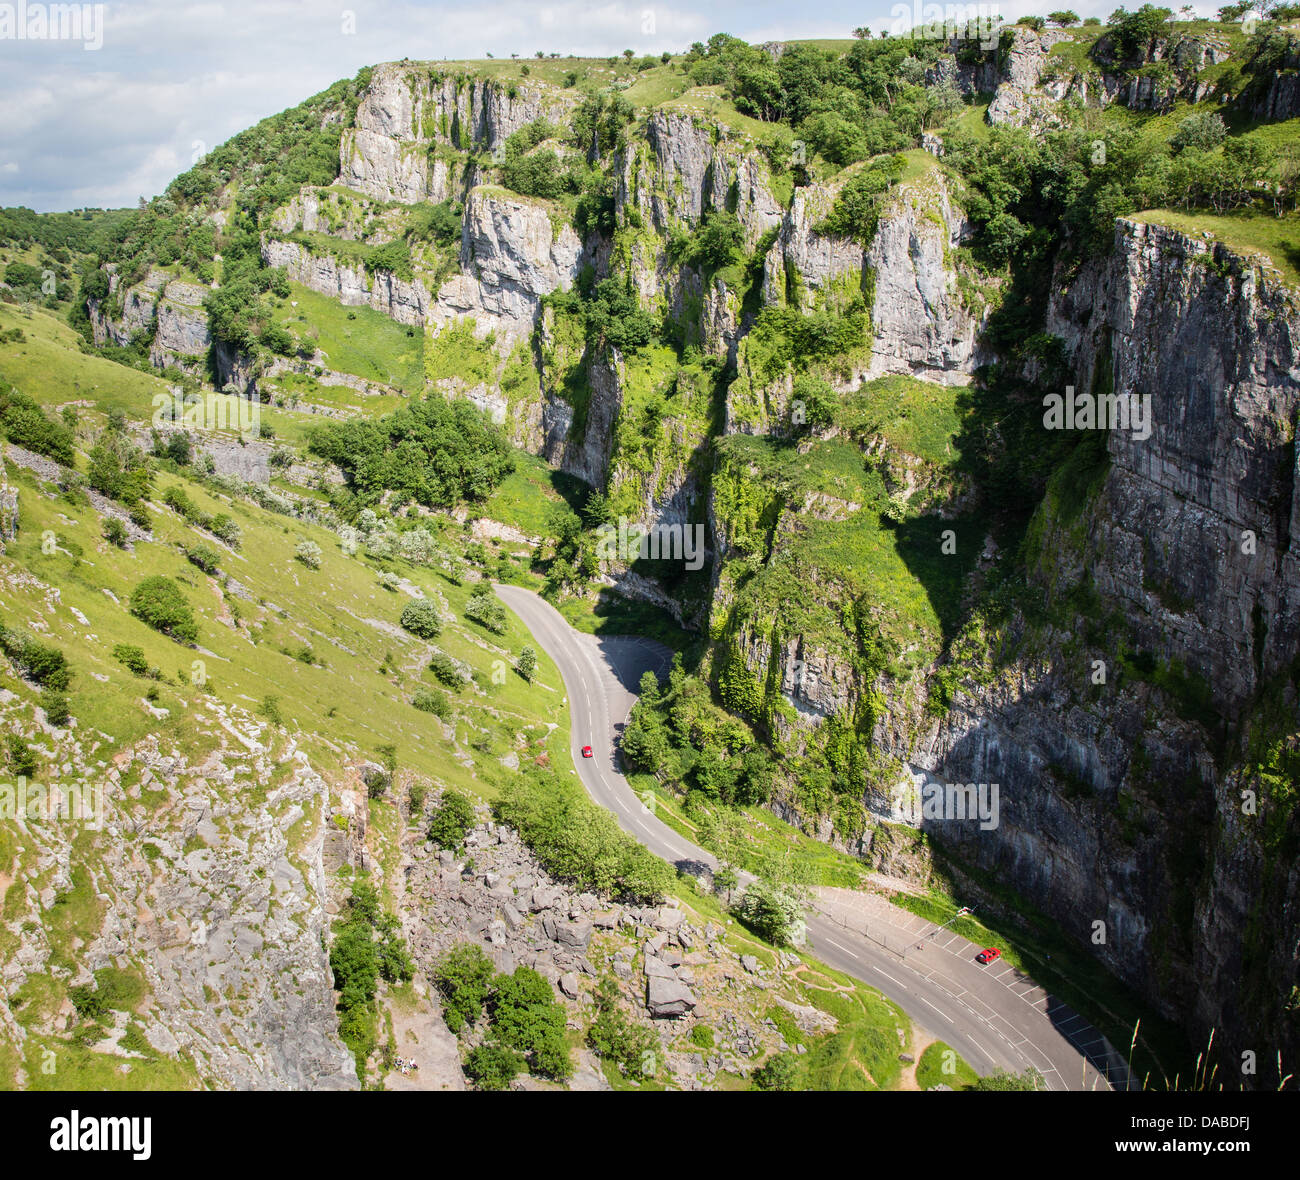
0,625,71,689
428,790,476,849
112,644,151,677
753,1052,802,1090
488,966,572,1081
493,769,673,903
295,539,322,569
465,1042,523,1090
103,517,128,548
209,513,241,548
517,645,537,680
412,688,451,719
129,577,198,644
432,943,495,1033
399,598,442,640
732,879,805,947
464,589,508,634
587,977,657,1077
428,651,466,688
40,689,70,727
5,734,38,778
0,388,76,465
185,542,222,574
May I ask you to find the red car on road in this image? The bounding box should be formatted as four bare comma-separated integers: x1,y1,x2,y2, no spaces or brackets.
581,745,594,759
975,947,1001,965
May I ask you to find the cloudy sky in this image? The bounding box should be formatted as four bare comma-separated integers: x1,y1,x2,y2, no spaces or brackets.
1,0,1180,212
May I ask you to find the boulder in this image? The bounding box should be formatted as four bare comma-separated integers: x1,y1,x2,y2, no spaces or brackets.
643,955,676,980
646,975,697,1018
554,919,592,950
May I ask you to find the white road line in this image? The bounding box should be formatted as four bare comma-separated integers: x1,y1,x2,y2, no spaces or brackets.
824,937,859,960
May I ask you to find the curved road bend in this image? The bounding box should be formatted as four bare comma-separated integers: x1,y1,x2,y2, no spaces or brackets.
495,584,1126,1092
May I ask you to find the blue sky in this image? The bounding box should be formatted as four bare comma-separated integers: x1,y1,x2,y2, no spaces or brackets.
0,0,1197,212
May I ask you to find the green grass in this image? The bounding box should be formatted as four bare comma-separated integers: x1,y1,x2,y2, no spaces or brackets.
424,317,499,388
476,449,571,538
916,1040,979,1089
1130,209,1300,289
274,282,424,393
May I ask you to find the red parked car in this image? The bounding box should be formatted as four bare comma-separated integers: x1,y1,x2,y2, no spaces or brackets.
976,947,1001,965
581,745,594,759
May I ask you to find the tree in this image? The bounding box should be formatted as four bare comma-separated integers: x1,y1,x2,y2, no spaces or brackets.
432,943,495,1033
295,539,322,569
129,576,198,644
732,878,806,947
517,645,537,680
103,518,128,548
1047,10,1079,24
489,966,572,1080
753,1052,802,1090
852,26,871,38
429,790,476,849
465,1042,523,1090
399,598,443,640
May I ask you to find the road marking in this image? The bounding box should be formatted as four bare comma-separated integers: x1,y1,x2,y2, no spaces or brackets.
824,937,859,960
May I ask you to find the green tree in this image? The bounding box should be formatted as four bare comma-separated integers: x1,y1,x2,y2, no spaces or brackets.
465,1042,523,1090
129,577,198,644
517,645,537,680
429,790,476,849
753,1051,802,1090
489,966,572,1081
433,943,496,1033
399,598,443,640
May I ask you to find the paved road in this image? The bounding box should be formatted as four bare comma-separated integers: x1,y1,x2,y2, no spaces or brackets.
496,584,1127,1092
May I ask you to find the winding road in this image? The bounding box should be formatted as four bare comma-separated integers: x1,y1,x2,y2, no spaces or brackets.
496,584,1130,1092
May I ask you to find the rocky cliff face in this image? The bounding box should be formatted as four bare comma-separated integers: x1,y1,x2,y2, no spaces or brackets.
341,64,578,205
429,187,585,347
904,219,1300,1071
262,238,430,326
865,174,983,385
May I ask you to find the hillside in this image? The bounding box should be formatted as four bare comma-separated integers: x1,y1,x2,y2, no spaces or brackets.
2,10,1299,1093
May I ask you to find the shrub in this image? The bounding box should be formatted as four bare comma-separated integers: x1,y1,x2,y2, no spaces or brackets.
516,645,537,681
295,539,322,569
0,388,75,464
209,513,241,548
185,542,222,574
399,598,442,640
753,1052,801,1090
488,966,572,1081
428,790,476,849
112,644,150,677
464,589,507,634
432,943,495,1033
492,769,673,903
129,576,198,644
465,1042,523,1090
103,518,128,548
428,651,465,688
732,879,805,947
412,688,451,719
40,689,70,727
587,977,657,1077
5,734,38,778
0,625,71,689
